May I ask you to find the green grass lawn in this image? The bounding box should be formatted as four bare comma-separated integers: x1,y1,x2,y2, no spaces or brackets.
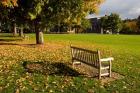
0,33,140,93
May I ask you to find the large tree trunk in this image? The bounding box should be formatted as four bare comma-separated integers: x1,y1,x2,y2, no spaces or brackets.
19,25,24,37
36,30,44,44
13,23,17,36
34,19,44,44
35,23,44,44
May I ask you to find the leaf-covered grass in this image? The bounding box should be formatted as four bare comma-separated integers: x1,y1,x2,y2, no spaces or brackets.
0,33,140,93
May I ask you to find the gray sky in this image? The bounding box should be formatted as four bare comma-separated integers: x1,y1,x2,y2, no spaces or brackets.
86,0,140,19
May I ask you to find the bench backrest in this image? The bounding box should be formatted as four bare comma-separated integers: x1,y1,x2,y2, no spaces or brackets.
71,46,101,68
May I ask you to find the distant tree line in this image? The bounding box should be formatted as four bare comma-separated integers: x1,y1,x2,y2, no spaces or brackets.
100,14,140,34
120,18,140,34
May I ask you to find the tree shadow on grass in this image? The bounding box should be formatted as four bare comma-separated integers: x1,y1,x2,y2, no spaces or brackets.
0,34,15,37
18,44,40,48
0,42,18,45
0,42,36,47
22,61,82,77
0,38,23,42
0,38,47,48
0,38,39,48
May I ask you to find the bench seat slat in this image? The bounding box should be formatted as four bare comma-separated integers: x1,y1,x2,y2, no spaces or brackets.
101,66,109,70
100,57,114,62
72,58,98,68
101,73,110,76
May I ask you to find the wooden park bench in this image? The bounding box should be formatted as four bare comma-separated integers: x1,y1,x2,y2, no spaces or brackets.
70,46,114,79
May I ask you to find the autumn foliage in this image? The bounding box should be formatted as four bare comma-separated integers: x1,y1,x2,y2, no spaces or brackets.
1,0,17,6
120,20,139,34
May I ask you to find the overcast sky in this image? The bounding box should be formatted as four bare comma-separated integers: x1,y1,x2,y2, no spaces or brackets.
87,0,140,19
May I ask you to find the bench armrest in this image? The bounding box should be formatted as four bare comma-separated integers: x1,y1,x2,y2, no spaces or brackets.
100,57,114,62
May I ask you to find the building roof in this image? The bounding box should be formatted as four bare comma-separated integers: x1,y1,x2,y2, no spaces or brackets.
85,14,101,19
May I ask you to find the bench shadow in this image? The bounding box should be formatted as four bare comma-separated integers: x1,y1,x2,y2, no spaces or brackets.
23,61,82,77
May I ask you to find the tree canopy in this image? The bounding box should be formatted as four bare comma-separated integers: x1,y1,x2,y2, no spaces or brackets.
1,0,17,7
0,0,104,44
